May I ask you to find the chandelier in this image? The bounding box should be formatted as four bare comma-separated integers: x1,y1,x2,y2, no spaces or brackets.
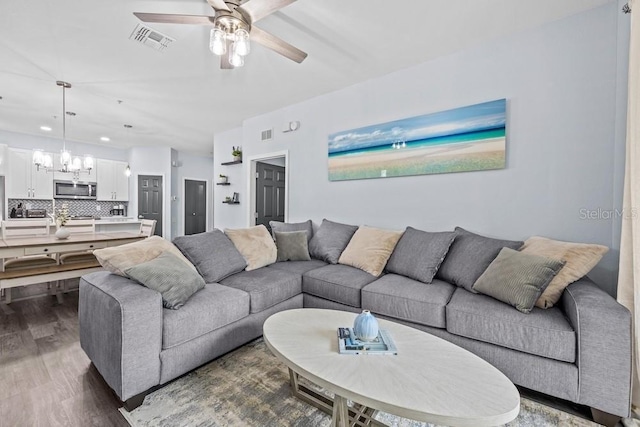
33,81,94,181
209,15,251,68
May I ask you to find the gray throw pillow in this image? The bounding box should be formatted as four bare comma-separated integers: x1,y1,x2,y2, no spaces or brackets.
124,252,205,310
270,220,314,242
173,229,246,283
386,227,456,284
436,227,524,292
308,219,359,264
275,231,311,262
472,248,565,314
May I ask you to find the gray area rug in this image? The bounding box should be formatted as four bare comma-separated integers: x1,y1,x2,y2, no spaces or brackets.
120,339,598,427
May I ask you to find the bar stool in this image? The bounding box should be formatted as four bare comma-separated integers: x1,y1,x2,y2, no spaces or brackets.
1,219,57,303
139,219,157,237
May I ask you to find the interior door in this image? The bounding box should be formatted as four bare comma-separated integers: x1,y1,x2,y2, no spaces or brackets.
184,179,206,235
138,175,163,237
255,162,285,231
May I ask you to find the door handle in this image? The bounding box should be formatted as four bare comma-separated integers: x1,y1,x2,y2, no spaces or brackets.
192,213,196,216
138,215,144,219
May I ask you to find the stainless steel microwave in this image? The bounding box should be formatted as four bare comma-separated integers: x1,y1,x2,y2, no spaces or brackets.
53,180,97,200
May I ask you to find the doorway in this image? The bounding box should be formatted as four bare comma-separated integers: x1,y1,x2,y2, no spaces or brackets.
138,175,163,237
248,151,289,229
184,179,207,235
255,161,285,232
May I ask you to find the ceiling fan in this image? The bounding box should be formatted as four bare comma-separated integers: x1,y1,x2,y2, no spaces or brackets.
134,0,307,69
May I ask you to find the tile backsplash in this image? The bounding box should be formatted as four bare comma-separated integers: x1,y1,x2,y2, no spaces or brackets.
8,199,129,218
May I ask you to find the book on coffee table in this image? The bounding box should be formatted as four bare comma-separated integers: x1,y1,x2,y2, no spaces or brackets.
337,327,398,355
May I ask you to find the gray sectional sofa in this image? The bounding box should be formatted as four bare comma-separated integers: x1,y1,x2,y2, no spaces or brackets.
78,225,632,419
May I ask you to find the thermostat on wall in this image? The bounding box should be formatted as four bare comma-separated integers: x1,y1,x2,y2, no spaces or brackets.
283,121,300,133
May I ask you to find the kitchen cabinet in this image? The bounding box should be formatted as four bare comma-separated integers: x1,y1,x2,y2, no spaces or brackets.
7,148,54,199
97,159,129,201
52,153,97,181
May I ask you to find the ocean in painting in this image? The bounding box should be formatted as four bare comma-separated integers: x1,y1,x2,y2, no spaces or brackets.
328,99,507,181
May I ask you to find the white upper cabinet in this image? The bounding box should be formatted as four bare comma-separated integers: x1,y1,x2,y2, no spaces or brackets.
7,148,54,199
97,159,129,201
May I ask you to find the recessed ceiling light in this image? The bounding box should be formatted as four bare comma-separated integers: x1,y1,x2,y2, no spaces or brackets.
40,126,52,131
100,136,110,142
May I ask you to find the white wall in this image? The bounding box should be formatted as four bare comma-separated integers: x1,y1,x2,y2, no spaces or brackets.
213,3,630,296
213,128,245,229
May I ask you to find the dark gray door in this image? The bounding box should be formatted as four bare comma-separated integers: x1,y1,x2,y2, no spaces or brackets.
185,179,207,235
138,175,163,237
256,162,285,231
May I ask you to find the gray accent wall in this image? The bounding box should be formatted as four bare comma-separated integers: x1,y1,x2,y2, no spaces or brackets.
213,3,630,296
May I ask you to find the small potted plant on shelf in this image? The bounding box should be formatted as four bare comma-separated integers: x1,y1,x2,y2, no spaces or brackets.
232,146,242,162
224,196,232,203
218,174,228,184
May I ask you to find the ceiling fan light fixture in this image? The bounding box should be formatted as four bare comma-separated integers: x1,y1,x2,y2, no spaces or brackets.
234,28,250,56
229,46,244,67
210,28,227,55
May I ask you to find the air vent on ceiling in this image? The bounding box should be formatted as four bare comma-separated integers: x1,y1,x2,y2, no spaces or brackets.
261,129,273,141
129,24,174,51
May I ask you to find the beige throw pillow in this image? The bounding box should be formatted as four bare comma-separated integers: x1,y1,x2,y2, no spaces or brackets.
94,236,196,277
338,226,403,277
520,236,608,308
225,225,277,271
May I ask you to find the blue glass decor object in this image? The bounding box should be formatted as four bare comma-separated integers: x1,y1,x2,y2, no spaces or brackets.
353,310,379,342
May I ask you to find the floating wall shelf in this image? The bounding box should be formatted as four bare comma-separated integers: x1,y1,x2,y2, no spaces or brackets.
217,182,231,186
223,200,240,205
221,160,242,166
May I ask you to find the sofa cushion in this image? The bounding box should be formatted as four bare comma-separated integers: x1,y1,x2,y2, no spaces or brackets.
220,267,301,313
94,236,195,277
270,220,314,242
473,248,565,314
268,260,328,275
386,227,456,284
362,275,456,328
302,264,377,308
173,229,246,283
520,236,609,309
225,225,278,271
162,283,249,349
446,288,576,363
437,227,523,292
308,219,358,264
125,252,205,310
275,231,311,262
338,226,403,276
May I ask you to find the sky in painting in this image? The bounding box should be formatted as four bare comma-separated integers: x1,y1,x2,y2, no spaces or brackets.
328,99,506,154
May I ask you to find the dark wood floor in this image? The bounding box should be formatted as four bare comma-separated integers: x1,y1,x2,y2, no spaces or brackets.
0,288,128,427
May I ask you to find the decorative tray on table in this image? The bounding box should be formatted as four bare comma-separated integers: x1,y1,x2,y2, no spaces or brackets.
337,327,398,355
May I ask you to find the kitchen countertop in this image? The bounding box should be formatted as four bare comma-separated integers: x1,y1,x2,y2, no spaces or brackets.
3,217,141,224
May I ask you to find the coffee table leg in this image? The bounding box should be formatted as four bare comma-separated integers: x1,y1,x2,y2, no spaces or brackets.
331,395,349,427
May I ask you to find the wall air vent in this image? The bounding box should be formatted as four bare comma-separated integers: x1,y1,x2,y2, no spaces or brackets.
129,24,174,51
261,128,273,141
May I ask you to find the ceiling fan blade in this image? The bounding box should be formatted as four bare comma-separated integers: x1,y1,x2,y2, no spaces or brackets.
251,26,307,63
133,12,215,25
220,39,234,69
206,0,231,12
238,0,297,23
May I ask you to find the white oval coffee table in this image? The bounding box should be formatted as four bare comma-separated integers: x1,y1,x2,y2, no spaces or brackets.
263,308,520,427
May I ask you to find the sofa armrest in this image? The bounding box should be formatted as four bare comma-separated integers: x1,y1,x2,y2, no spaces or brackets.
561,278,631,417
79,271,163,402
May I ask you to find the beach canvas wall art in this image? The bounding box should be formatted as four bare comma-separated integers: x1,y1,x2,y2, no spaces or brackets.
328,99,507,181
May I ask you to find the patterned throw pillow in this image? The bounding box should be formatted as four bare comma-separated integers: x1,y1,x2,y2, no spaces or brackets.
473,248,565,314
520,236,608,308
125,252,205,310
